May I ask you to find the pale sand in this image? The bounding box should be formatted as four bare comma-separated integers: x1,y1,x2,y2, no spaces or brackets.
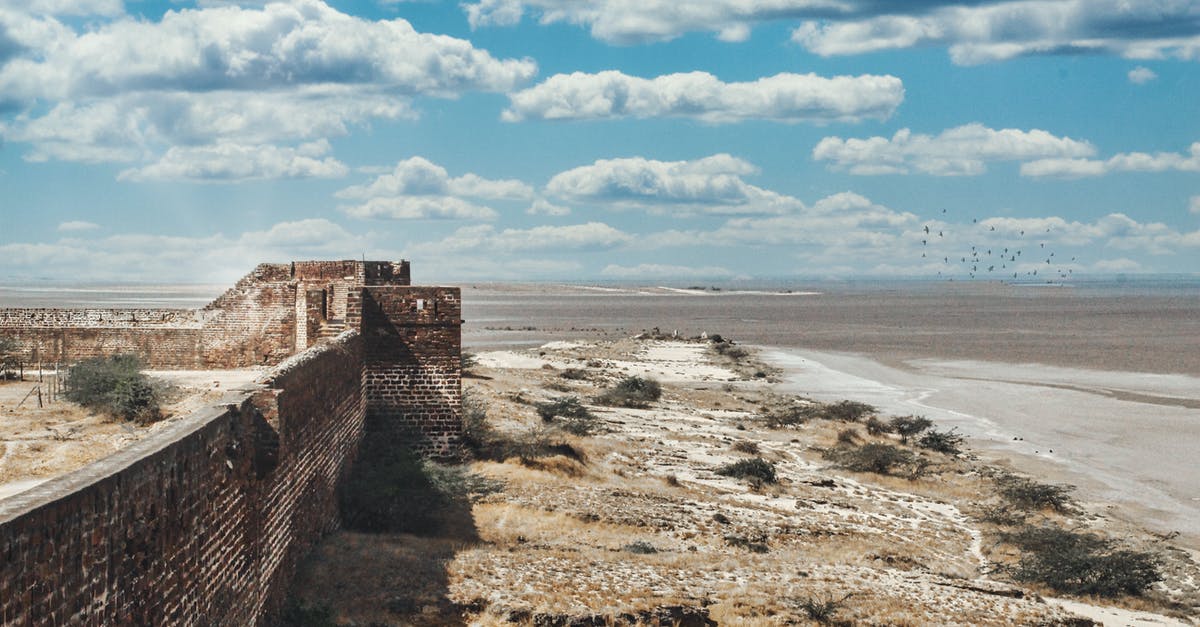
764,347,1200,550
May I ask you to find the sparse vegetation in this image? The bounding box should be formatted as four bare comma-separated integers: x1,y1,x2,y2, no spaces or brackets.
64,354,165,424
826,443,926,477
595,375,662,408
0,336,19,379
724,533,770,553
1000,526,1162,597
535,396,600,435
715,457,777,484
889,415,933,443
996,474,1076,513
623,541,658,554
918,427,965,454
278,598,337,627
836,428,861,445
461,351,479,374
821,400,876,422
559,368,590,380
461,388,493,452
760,402,814,428
731,440,760,454
864,416,892,436
795,593,853,625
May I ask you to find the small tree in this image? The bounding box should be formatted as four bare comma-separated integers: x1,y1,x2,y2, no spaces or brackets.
918,427,964,454
890,415,933,444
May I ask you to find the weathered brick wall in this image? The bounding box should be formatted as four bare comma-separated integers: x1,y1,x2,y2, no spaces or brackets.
0,332,366,626
0,260,414,370
361,286,462,459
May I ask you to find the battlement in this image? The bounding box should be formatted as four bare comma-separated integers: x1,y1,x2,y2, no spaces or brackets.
0,260,462,624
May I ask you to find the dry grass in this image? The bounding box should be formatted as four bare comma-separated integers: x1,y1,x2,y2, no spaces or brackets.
285,338,1198,626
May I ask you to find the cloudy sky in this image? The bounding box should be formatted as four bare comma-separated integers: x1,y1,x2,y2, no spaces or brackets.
1,0,1198,283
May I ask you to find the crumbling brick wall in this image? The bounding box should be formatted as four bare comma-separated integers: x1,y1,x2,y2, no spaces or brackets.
0,333,365,626
361,286,463,459
0,260,414,369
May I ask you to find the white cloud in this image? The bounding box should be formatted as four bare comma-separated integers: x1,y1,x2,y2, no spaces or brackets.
977,213,1200,254
1128,66,1158,84
813,124,1096,176
57,220,99,231
341,197,499,221
0,218,380,282
504,71,904,123
1021,142,1200,178
1191,195,1200,214
545,154,803,215
526,198,571,216
117,140,348,182
1092,258,1143,272
335,156,533,220
413,222,631,254
792,1,1200,65
461,0,1200,63
600,263,734,278
0,1,536,176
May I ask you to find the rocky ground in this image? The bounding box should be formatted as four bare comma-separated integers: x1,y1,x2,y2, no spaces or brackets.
289,337,1199,626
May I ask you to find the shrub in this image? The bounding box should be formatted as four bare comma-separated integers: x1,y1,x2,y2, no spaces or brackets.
0,336,19,377
461,388,494,452
534,396,599,435
732,440,760,454
724,534,770,553
461,351,479,373
340,431,444,533
595,375,662,408
559,368,590,380
889,415,933,443
836,428,860,446
1000,526,1162,597
715,457,777,484
821,400,875,422
711,341,750,361
827,443,926,477
918,428,964,454
623,541,658,554
995,474,1076,513
795,594,852,625
865,416,892,436
761,403,815,429
65,354,164,424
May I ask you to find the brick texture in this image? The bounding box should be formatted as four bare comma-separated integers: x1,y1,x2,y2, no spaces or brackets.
0,333,365,627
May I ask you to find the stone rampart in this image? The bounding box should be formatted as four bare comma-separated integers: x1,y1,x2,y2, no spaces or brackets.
0,332,366,626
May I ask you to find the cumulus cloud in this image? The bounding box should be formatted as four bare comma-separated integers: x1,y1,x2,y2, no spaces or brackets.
410,222,632,255
0,1,536,177
545,154,803,215
600,263,734,278
1020,142,1200,178
793,1,1200,65
977,213,1200,254
335,156,534,220
461,0,1200,63
117,140,348,182
57,220,99,231
1128,66,1158,84
0,218,380,282
504,71,903,123
813,123,1096,176
526,198,571,216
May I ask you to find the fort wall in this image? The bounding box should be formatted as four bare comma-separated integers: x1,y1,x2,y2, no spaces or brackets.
0,332,366,626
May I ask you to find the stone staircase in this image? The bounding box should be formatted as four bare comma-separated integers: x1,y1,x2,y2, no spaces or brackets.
315,319,347,341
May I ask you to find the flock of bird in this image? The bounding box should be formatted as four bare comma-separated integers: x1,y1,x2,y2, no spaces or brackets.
919,209,1079,282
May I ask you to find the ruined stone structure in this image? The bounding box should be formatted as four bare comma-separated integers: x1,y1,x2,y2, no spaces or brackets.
0,261,461,625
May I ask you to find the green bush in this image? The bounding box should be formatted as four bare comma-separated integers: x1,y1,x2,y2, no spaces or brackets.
595,375,662,408
865,416,892,436
461,388,493,452
715,457,777,484
65,354,164,424
821,400,875,422
0,336,19,377
535,396,599,435
761,403,815,428
917,428,964,454
996,474,1076,513
1001,526,1162,597
889,415,933,443
826,443,926,477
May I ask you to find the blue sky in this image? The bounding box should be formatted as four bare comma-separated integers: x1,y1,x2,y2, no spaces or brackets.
1,0,1198,283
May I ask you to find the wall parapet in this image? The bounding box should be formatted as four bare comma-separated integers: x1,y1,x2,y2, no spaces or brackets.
0,332,366,626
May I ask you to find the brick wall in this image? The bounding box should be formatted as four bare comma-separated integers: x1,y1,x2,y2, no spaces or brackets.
0,260,415,370
0,333,366,626
360,286,463,460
